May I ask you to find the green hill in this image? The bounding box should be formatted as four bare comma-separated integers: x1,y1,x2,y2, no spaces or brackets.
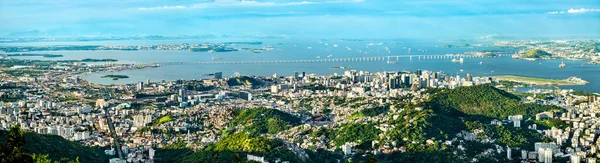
522,49,552,58
230,108,301,135
420,85,559,147
427,85,556,119
226,76,262,88
0,126,111,163
178,132,304,163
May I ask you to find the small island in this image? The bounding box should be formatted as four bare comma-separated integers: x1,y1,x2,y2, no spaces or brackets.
494,75,588,86
81,58,118,62
101,75,129,80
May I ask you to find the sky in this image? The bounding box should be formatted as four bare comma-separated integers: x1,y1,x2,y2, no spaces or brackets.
1,0,599,39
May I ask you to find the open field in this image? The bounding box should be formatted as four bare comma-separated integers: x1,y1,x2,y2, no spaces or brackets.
494,75,587,86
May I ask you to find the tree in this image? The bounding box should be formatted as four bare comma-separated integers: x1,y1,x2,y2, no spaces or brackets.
0,125,34,163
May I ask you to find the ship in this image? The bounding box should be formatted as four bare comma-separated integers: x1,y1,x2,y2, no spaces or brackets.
559,60,566,68
387,61,398,64
212,57,222,60
316,56,321,59
451,58,464,63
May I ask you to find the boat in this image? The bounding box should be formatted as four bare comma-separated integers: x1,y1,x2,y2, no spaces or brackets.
212,57,222,60
387,61,398,64
316,56,321,59
479,61,483,65
460,69,464,72
327,55,333,58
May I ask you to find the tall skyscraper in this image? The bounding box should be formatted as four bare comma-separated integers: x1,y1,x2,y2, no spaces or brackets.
137,82,144,91
416,69,422,76
294,71,300,79
403,75,411,87
466,73,472,82
179,88,186,102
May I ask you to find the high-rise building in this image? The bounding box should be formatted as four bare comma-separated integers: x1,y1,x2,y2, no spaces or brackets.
271,85,279,93
342,143,352,156
302,72,306,78
388,76,402,89
416,69,422,76
544,149,552,163
466,73,473,82
507,146,512,160
214,72,223,79
239,91,252,101
538,148,545,162
570,155,580,163
521,150,527,160
403,75,411,87
149,147,155,160
137,82,144,90
146,79,151,85
294,71,300,79
179,89,186,101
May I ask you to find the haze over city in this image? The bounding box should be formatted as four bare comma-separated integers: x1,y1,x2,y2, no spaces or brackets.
2,0,600,38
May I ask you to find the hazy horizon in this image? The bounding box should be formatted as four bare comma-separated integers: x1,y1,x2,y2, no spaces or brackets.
1,0,600,39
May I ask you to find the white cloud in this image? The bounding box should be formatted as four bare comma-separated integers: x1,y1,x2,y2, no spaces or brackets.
547,8,600,14
138,0,358,11
567,8,600,14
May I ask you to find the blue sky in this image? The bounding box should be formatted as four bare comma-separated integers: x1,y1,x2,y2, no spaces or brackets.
1,0,599,39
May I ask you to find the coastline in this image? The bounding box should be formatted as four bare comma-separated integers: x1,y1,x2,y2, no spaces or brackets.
493,75,588,86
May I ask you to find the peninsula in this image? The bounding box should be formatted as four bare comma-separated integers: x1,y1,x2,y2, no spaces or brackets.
494,75,588,85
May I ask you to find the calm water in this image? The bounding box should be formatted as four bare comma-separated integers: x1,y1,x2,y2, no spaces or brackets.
3,39,599,92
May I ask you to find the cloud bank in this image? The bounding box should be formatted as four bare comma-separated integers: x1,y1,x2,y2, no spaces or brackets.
547,8,600,14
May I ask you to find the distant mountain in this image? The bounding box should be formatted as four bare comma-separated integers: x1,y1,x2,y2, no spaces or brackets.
6,30,49,37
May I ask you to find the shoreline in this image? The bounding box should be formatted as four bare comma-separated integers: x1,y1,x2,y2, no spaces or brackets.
493,75,588,86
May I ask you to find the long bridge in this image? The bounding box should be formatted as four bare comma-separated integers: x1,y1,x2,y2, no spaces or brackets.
155,54,512,66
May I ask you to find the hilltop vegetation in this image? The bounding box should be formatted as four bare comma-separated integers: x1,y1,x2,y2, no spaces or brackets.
427,85,557,120
229,108,301,135
226,76,262,88
177,133,303,163
521,49,552,58
0,125,109,163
